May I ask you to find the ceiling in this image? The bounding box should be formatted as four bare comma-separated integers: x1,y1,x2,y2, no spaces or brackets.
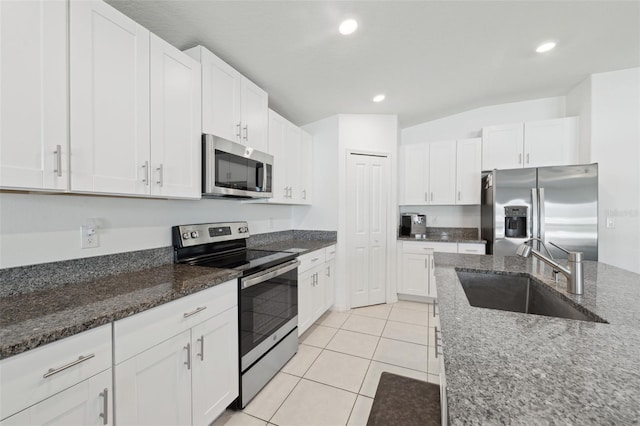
106,1,640,128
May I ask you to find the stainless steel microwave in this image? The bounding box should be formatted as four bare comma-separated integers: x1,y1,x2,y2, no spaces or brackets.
202,134,273,198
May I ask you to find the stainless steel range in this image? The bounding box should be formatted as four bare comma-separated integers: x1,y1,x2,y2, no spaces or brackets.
172,222,299,408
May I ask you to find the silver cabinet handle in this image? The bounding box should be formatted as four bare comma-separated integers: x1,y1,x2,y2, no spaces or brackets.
197,336,204,361
519,153,522,164
183,306,207,318
156,164,164,187
100,388,108,425
526,153,530,164
289,187,293,198
326,266,331,277
243,125,248,141
430,192,434,202
302,189,307,200
311,257,320,262
236,123,242,140
458,191,461,201
142,161,149,185
434,326,440,358
43,353,95,378
433,299,437,317
424,192,428,202
184,343,191,370
53,145,62,177
431,257,434,269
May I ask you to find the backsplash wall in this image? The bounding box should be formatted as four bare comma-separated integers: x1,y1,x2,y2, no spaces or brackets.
399,205,481,229
0,192,293,268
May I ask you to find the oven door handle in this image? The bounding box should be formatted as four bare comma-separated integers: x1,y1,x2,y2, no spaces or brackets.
241,259,300,290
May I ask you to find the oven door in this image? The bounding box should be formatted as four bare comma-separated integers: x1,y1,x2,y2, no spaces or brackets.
239,259,299,371
203,134,273,198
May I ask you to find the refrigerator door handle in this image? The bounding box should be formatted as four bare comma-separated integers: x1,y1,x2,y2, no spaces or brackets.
539,187,545,244
531,188,538,241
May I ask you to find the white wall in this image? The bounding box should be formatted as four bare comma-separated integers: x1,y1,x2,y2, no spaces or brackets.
293,115,339,230
589,68,640,273
402,96,566,144
0,192,292,268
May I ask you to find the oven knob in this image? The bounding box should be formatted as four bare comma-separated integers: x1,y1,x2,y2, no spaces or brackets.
238,226,248,233
182,232,190,239
191,231,199,238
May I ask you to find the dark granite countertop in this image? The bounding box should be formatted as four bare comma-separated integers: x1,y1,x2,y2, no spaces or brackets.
433,253,640,425
0,264,241,359
253,238,337,253
397,236,486,244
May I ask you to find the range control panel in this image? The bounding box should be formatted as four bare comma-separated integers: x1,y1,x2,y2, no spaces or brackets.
174,222,250,248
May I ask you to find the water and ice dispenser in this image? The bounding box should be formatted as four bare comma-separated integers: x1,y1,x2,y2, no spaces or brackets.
504,206,527,238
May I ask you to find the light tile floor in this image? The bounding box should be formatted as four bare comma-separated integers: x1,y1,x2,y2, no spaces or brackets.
214,300,440,426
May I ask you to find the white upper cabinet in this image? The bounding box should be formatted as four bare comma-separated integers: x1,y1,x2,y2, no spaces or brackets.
284,122,301,202
428,141,457,205
70,0,151,195
523,117,578,168
456,138,482,205
185,46,269,152
150,34,201,199
0,0,68,191
240,78,269,152
300,131,314,204
482,117,578,170
402,144,429,205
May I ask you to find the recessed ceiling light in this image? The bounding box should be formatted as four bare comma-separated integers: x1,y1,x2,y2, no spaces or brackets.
339,19,358,35
536,41,556,53
373,94,385,103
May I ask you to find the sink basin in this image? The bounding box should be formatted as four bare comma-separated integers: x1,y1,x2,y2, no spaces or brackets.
455,270,607,323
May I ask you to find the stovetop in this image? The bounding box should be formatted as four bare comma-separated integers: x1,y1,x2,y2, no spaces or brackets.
181,248,297,277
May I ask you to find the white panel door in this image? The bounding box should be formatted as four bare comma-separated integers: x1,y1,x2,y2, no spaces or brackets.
481,123,524,171
192,307,239,426
524,117,578,168
115,330,191,426
199,49,242,142
401,144,428,205
456,138,482,204
297,269,313,336
150,34,201,199
241,78,268,152
428,141,457,205
399,253,429,297
1,370,112,426
325,259,335,309
70,0,150,195
0,0,67,191
347,153,389,308
311,270,325,322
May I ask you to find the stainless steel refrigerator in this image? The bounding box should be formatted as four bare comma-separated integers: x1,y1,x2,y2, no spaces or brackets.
481,164,598,260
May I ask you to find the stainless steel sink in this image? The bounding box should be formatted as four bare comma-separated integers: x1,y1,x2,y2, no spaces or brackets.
455,270,607,323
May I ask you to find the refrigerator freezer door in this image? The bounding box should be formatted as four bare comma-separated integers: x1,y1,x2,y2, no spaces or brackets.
537,164,598,260
493,168,537,256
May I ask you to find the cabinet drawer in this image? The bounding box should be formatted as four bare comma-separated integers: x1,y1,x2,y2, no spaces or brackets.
402,241,458,254
0,324,112,421
325,245,336,261
114,280,237,364
402,241,434,255
298,249,326,273
458,243,486,255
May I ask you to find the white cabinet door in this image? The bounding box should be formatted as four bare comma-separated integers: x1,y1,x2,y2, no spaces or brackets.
115,330,192,426
190,47,242,142
401,144,428,205
268,110,289,202
300,131,313,204
399,253,429,297
1,370,112,426
284,122,301,202
456,138,482,204
150,34,201,199
311,269,325,323
324,259,335,310
191,307,239,426
70,0,150,195
524,117,578,168
0,0,67,191
241,78,268,152
297,269,314,336
428,141,456,205
427,255,437,298
481,123,524,171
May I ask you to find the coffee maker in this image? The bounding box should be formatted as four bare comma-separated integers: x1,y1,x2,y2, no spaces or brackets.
400,213,427,237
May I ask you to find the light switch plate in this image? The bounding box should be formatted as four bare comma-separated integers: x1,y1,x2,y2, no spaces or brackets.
606,217,616,229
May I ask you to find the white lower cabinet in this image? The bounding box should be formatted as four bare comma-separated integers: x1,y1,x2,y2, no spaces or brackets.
114,280,238,426
0,324,112,425
297,245,336,336
398,241,485,298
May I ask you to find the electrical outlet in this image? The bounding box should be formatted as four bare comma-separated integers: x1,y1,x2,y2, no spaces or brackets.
80,225,99,249
606,217,616,229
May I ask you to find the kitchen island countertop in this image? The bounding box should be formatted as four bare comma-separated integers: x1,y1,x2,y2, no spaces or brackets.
434,253,640,425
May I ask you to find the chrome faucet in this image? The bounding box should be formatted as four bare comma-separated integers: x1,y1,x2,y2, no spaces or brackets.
516,239,584,295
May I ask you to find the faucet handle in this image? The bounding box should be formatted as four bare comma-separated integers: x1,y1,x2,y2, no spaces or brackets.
548,241,571,254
